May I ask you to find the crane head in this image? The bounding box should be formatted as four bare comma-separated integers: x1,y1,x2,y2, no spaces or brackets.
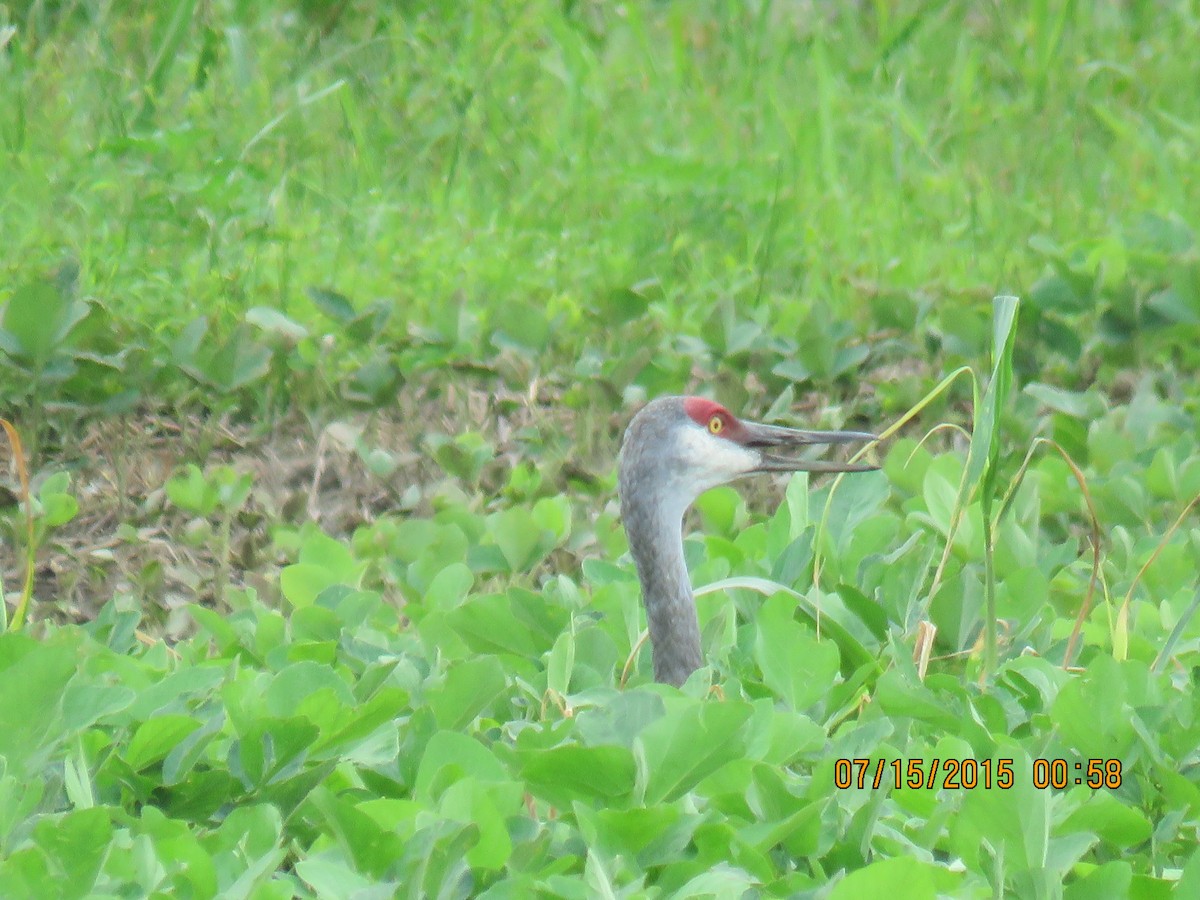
681,396,877,476
619,396,878,521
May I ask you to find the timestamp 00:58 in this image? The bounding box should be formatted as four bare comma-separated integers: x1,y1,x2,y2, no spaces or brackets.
834,757,1124,791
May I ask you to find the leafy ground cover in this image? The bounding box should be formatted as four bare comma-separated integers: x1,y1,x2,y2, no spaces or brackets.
2,1,1200,897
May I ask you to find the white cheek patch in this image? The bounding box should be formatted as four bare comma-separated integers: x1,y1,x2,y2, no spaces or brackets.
673,426,759,497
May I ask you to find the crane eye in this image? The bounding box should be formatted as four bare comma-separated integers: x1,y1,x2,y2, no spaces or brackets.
708,415,724,435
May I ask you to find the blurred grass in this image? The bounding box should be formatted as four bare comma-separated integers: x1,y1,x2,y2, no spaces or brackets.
1,0,1198,397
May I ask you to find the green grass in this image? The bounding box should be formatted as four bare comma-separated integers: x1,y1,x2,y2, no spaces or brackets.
3,1,1200,896
5,1,1198,399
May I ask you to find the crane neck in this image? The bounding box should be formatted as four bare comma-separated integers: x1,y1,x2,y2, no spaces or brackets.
623,500,703,686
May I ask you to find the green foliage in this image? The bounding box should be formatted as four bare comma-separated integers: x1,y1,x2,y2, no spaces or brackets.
165,464,254,606
0,465,79,631
174,318,273,396
0,265,89,374
10,368,1200,894
166,464,253,519
3,0,1200,896
29,471,79,538
0,264,133,442
5,2,1200,425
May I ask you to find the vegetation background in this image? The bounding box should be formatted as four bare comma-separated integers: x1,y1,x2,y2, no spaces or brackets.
2,0,1200,897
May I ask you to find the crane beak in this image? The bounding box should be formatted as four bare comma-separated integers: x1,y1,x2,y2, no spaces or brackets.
740,421,879,473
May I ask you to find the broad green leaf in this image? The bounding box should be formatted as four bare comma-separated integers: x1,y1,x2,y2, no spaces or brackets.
306,286,356,323
755,706,825,765
696,576,877,674
1063,862,1134,900
829,856,961,899
279,564,343,609
694,486,741,536
316,688,410,756
125,715,203,771
246,306,309,342
181,325,272,392
344,300,393,344
187,605,244,654
921,466,959,536
439,777,517,870
674,863,759,898
281,531,364,607
0,274,89,366
39,490,78,528
531,494,573,544
294,857,376,899
488,507,542,572
426,656,506,730
635,700,753,805
298,529,360,581
31,808,111,898
1173,847,1200,900
307,790,403,879
518,745,636,807
0,634,82,775
753,592,840,709
1050,656,1135,759
573,690,666,748
441,590,565,658
228,716,320,790
162,713,225,785
166,464,218,516
1024,382,1104,418
213,803,285,866
413,731,508,803
1028,274,1087,313
265,661,356,717
423,563,474,610
60,682,134,731
38,470,71,496
952,746,1054,874
572,802,688,863
1060,793,1151,850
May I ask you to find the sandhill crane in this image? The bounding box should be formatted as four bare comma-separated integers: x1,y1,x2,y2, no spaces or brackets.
618,396,877,686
